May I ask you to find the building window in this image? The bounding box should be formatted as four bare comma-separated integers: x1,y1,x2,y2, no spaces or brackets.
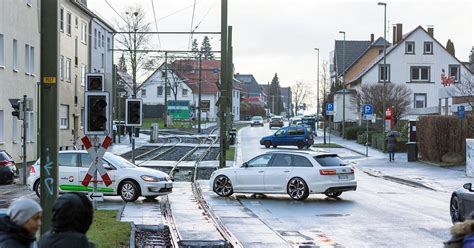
60,105,69,129
98,31,101,47
0,34,4,66
405,41,415,54
378,64,390,82
141,89,146,97
410,66,430,82
101,34,105,47
12,39,18,71
24,44,30,74
75,16,78,28
66,12,72,35
60,8,64,32
80,22,87,44
0,110,4,142
101,53,104,68
12,117,19,143
424,42,433,54
414,94,427,108
449,65,461,82
157,86,163,96
30,46,35,75
80,64,86,86
80,108,84,129
182,89,188,96
66,58,71,82
60,55,64,80
107,37,111,51
94,29,97,49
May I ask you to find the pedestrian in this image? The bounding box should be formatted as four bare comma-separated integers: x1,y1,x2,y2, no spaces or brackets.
0,199,42,248
38,192,95,248
127,126,132,143
444,214,474,248
386,134,397,162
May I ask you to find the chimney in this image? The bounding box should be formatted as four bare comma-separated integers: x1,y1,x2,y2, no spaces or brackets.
396,23,403,44
427,25,434,37
370,34,374,42
392,25,397,44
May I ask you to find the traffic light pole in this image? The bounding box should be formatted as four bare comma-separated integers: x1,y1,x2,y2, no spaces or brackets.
22,95,27,185
219,0,228,168
40,0,59,235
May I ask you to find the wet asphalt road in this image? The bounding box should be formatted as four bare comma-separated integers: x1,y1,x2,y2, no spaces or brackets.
236,123,452,247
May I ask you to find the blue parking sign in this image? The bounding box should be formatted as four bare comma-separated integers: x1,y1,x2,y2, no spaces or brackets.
326,103,334,116
458,106,465,119
363,104,373,120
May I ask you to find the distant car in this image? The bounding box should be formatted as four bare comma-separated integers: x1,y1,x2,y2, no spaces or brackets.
450,183,474,223
209,151,357,201
250,116,264,127
290,117,302,126
0,150,18,185
269,116,284,129
27,150,173,202
260,126,314,149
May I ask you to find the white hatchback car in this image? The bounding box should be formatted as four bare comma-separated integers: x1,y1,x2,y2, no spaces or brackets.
27,150,173,202
209,151,357,201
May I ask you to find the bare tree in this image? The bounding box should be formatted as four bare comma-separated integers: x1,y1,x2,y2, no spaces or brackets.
292,81,312,115
115,6,154,96
351,84,412,121
451,72,474,109
320,60,330,115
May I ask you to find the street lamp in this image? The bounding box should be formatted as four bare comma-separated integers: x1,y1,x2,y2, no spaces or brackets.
339,31,346,138
314,48,320,130
378,2,387,150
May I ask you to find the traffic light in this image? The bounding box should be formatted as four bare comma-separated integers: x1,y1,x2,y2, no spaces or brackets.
86,73,104,91
8,98,24,120
126,99,142,126
85,92,109,134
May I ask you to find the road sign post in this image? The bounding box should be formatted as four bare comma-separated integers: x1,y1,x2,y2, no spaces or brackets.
363,104,373,157
326,103,334,145
458,106,465,119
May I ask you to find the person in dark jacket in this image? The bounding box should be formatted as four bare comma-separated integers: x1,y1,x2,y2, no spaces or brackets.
38,192,95,248
386,134,397,162
445,215,474,248
0,199,42,248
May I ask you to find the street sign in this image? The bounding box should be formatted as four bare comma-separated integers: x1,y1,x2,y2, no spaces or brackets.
87,192,104,201
458,105,465,119
200,100,210,111
363,104,373,120
81,136,112,187
326,103,334,116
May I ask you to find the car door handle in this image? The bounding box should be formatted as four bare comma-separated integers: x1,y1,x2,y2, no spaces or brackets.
284,170,290,173
258,171,264,173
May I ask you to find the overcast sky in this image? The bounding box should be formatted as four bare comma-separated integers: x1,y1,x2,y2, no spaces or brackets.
88,0,473,88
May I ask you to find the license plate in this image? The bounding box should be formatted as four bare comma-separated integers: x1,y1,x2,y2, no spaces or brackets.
164,183,172,188
338,174,349,180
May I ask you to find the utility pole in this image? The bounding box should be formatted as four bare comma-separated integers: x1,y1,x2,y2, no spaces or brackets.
164,51,168,127
314,48,320,130
339,31,346,138
218,0,228,168
378,2,388,151
22,95,27,185
198,53,202,133
40,0,59,235
226,26,233,131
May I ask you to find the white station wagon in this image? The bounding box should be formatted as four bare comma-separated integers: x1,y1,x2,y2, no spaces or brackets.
27,150,173,202
209,151,357,201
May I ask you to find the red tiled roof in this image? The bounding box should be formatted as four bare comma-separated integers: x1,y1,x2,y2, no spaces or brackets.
171,60,221,94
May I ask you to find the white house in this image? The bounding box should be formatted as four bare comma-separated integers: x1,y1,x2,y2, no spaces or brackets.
347,25,473,120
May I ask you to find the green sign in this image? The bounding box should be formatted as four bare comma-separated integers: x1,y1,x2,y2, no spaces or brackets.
168,100,190,120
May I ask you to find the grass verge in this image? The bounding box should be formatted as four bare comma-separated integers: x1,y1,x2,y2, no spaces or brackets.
226,146,235,161
312,143,343,148
88,210,131,247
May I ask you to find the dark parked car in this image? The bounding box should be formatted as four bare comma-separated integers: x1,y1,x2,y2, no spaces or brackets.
0,150,17,185
451,183,474,223
269,116,284,129
260,126,314,149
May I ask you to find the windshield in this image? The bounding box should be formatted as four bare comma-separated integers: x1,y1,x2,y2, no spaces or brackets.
271,117,281,121
252,116,263,120
313,154,348,167
104,153,137,168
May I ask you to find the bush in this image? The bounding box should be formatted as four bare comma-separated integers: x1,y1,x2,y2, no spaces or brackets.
357,131,377,145
371,133,385,152
344,126,363,140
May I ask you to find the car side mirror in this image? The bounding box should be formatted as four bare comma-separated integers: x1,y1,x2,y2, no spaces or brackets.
242,162,248,168
464,183,473,191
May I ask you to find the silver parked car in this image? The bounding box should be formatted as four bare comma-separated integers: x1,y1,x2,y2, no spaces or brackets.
451,183,474,223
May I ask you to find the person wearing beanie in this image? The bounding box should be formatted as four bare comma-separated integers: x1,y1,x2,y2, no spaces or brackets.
0,199,42,248
39,192,96,248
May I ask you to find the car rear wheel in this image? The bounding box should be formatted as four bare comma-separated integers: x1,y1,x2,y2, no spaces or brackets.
272,145,277,148
213,175,233,197
287,177,309,201
325,192,342,198
297,141,305,150
34,180,41,198
264,141,271,148
145,196,158,201
451,195,462,223
120,180,140,202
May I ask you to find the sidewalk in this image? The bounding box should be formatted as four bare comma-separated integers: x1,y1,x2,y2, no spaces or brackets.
315,129,471,193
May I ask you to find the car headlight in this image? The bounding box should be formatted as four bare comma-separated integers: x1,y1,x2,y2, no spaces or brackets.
141,175,161,182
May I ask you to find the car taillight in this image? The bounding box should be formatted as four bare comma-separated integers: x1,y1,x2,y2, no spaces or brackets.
320,169,336,175
30,166,36,174
0,160,12,167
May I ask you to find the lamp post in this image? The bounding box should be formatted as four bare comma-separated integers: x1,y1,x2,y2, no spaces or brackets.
339,31,346,138
314,48,320,130
378,2,387,150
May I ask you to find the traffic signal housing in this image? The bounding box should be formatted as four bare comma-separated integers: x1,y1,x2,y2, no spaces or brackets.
85,92,109,135
8,98,24,120
126,99,142,126
86,73,104,91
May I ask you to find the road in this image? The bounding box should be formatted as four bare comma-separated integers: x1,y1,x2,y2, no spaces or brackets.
233,123,452,247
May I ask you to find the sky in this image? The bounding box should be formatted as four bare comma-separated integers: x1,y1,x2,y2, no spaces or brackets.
88,0,473,89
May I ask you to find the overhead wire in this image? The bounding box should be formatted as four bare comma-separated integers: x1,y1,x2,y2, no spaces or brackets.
192,1,217,33
105,0,128,25
150,0,162,49
188,0,198,52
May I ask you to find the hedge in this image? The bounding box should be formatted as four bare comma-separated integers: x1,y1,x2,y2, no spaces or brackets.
357,131,378,145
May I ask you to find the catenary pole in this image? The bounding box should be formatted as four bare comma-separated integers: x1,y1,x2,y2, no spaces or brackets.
198,53,202,133
219,0,228,168
378,2,387,151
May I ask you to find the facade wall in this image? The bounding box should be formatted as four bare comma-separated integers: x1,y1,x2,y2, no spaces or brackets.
193,93,218,121
58,0,92,148
231,89,240,121
345,47,381,84
138,69,194,105
0,0,40,161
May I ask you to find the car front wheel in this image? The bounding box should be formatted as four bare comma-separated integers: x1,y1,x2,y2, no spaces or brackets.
451,195,462,223
213,175,233,197
264,141,271,148
287,177,309,201
34,180,41,198
297,141,305,150
120,180,140,202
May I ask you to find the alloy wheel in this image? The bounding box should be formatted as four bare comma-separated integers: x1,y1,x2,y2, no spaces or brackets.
214,176,233,197
288,178,308,201
451,196,461,223
121,182,136,201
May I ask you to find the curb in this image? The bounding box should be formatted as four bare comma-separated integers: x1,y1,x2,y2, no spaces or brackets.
359,167,436,191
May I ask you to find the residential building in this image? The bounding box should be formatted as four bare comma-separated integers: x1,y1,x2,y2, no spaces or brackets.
235,74,266,103
347,25,473,120
261,85,293,117
0,0,40,162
